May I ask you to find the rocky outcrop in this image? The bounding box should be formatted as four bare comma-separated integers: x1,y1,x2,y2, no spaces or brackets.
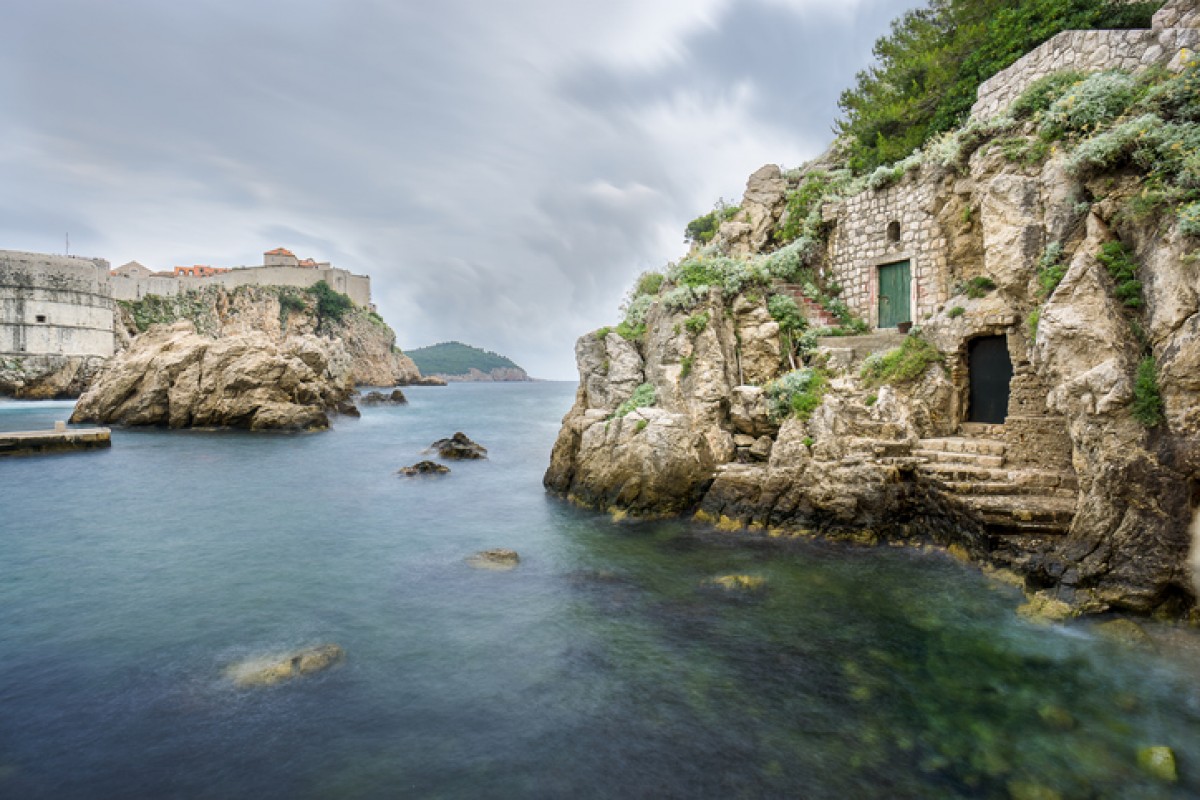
0,355,108,399
429,432,488,460
115,285,421,387
547,112,1200,617
71,321,354,431
360,389,408,405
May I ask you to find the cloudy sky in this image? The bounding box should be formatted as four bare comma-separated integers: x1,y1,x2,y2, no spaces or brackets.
3,0,919,379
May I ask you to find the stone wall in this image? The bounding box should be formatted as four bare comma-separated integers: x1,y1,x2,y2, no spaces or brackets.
970,0,1200,121
0,250,114,358
110,264,372,307
823,175,949,328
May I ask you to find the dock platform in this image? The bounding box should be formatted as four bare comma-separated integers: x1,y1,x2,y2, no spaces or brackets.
0,426,112,456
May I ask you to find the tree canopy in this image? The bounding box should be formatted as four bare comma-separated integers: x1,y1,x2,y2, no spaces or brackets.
835,0,1161,172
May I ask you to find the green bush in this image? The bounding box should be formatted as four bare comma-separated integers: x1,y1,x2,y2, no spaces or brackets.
947,306,966,319
615,321,646,341
776,173,834,243
963,276,997,299
1010,71,1085,119
764,368,829,422
684,311,710,336
634,271,665,297
307,280,353,322
860,334,943,388
1038,70,1138,140
1179,201,1200,237
1027,307,1041,339
680,355,695,379
612,383,657,419
1132,356,1164,426
1095,241,1142,308
685,203,741,245
662,284,708,313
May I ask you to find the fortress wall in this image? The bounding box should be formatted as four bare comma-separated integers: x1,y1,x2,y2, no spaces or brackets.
111,265,372,306
824,176,948,328
971,2,1200,121
0,250,114,358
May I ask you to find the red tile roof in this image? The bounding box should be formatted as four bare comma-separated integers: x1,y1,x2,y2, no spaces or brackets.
265,247,295,257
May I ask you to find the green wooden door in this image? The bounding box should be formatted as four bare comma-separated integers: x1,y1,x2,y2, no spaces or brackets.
878,260,911,329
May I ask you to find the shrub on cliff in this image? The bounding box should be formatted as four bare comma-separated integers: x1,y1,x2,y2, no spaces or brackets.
860,334,943,388
308,280,353,323
835,0,1160,173
764,367,829,422
611,383,657,419
684,202,741,245
1038,70,1138,140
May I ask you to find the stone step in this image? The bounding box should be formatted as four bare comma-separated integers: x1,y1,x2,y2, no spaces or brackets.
959,422,1006,438
917,436,1007,457
937,481,1077,499
961,494,1077,527
917,463,1078,491
913,449,1005,469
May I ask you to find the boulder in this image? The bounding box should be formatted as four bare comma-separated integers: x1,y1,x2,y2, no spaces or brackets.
467,548,520,570
398,460,450,476
1137,746,1178,783
360,388,408,405
225,643,346,688
70,321,354,431
429,432,488,459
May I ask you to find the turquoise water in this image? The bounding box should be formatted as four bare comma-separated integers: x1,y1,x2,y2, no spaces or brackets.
1,382,1199,799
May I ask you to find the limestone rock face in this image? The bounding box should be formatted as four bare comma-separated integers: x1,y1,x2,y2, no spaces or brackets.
70,321,354,431
717,164,788,257
0,354,108,399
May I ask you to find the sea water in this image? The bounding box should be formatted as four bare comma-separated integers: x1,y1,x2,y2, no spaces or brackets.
1,383,1198,799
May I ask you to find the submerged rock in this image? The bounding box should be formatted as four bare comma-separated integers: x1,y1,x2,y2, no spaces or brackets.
360,389,408,406
398,460,450,476
1016,593,1075,624
430,432,488,460
1136,746,1178,783
467,548,520,570
706,574,767,593
225,643,346,688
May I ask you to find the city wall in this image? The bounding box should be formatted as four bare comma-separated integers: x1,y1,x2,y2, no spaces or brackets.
110,265,371,307
0,250,114,359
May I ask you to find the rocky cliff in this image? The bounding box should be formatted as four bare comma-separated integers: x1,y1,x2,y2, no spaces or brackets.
0,354,108,399
546,59,1200,618
71,321,354,430
116,285,420,387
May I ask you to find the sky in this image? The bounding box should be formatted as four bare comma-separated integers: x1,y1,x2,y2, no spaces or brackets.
2,0,920,379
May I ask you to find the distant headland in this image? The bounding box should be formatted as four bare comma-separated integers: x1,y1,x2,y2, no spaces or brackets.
405,341,531,382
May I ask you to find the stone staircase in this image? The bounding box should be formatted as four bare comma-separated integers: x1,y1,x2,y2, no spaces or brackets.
775,283,840,327
914,432,1078,539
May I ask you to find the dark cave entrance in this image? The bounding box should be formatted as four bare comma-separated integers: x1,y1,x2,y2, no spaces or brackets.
967,335,1013,424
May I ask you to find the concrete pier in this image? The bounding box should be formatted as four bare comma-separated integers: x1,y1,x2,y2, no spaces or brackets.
0,426,111,456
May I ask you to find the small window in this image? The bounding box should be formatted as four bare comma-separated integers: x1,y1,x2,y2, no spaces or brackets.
35,314,47,323
886,221,901,243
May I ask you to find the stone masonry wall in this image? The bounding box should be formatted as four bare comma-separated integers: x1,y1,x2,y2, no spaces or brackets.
823,174,949,328
970,0,1200,121
0,250,114,358
110,264,372,307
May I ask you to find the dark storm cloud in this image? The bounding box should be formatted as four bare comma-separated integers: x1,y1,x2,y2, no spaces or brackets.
1,0,919,378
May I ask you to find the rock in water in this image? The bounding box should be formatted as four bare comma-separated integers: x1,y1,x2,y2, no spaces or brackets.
430,432,487,459
70,321,354,431
706,574,767,593
1137,746,1178,783
398,461,450,476
466,549,520,570
359,388,408,406
225,643,346,688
